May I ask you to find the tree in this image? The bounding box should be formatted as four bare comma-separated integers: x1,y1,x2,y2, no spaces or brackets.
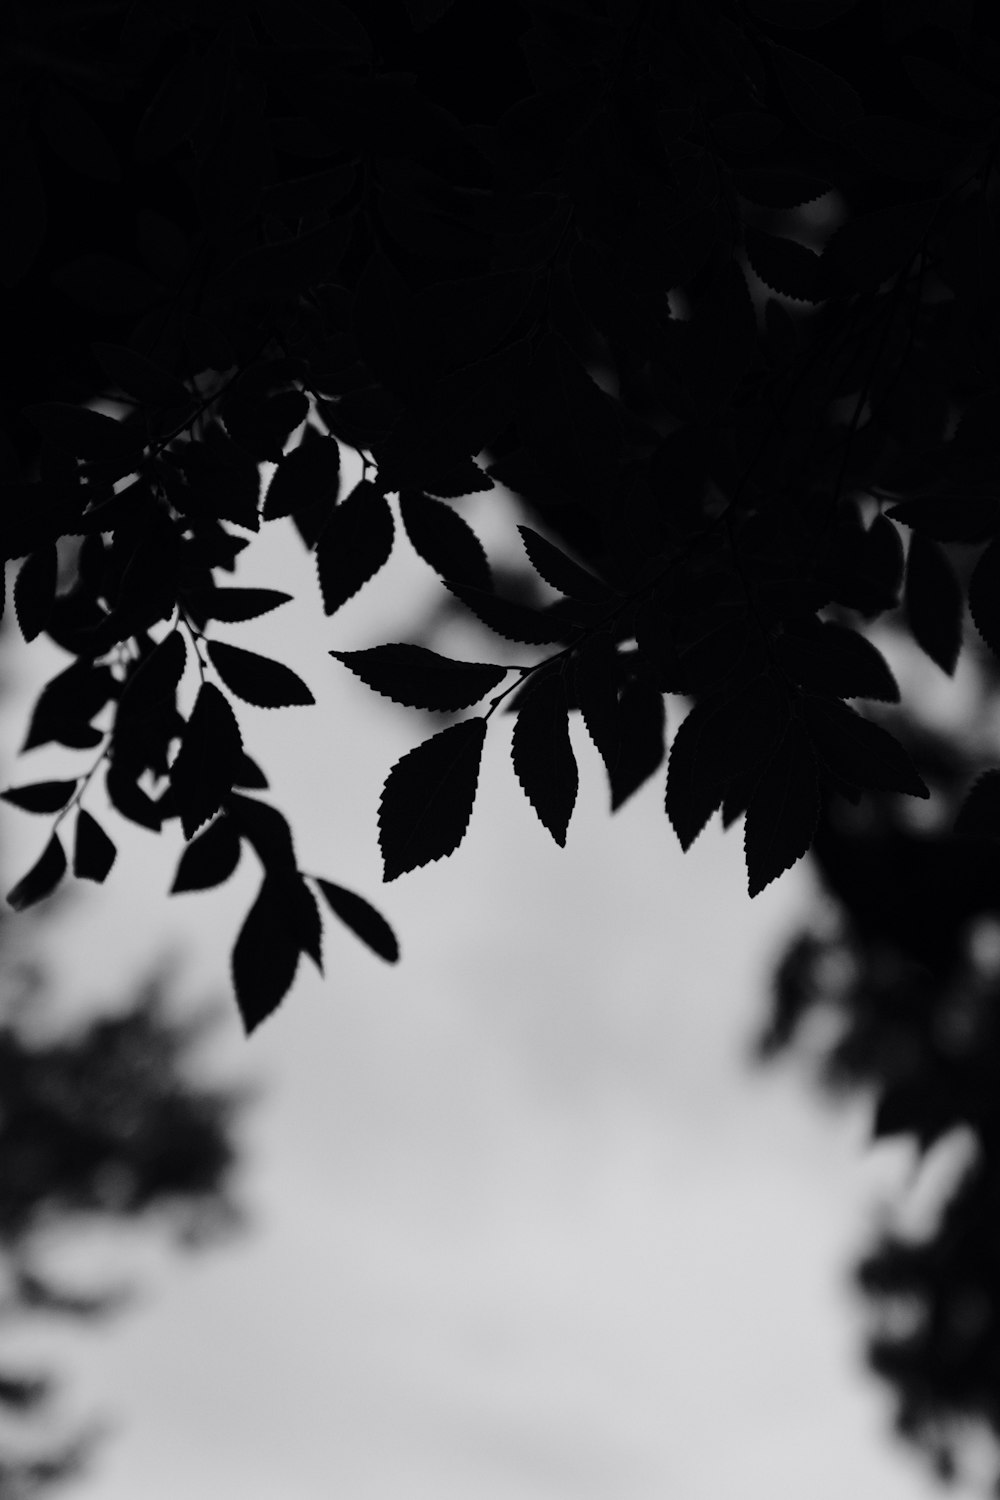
4,0,1000,1480
0,914,250,1497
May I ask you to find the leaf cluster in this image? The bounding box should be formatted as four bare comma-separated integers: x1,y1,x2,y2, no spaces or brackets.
2,0,999,1030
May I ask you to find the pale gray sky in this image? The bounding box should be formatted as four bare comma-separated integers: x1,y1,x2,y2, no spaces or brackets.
0,473,971,1498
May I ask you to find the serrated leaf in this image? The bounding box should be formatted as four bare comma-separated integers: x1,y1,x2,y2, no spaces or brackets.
170,814,241,893
182,587,293,622
744,227,821,302
22,403,143,467
262,430,341,520
7,835,67,911
516,525,612,604
511,670,578,846
0,780,78,814
444,582,567,644
968,538,1000,663
774,620,900,701
378,717,487,881
904,532,963,674
232,877,301,1035
39,80,120,183
207,640,314,708
92,342,191,407
330,644,507,711
315,480,394,615
734,169,833,208
314,877,399,962
954,770,1000,840
800,695,930,798
884,495,1000,543
14,547,57,642
816,199,938,297
744,720,821,897
73,809,116,882
119,631,187,719
399,490,491,590
610,678,667,813
170,682,244,839
573,631,621,782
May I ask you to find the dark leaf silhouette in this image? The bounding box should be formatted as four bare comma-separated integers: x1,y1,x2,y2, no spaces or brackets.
262,431,341,521
330,644,507,711
22,404,142,469
7,835,67,912
573,631,621,783
91,343,191,407
399,490,491,590
206,641,314,709
511,669,578,846
182,588,293,623
516,525,612,604
14,547,57,643
610,679,667,814
170,683,244,839
903,533,963,675
744,228,820,303
379,718,487,881
314,878,399,962
443,582,567,644
1,781,78,814
119,631,186,720
72,809,117,882
816,199,937,297
884,495,1000,543
773,620,900,701
744,721,821,897
315,480,394,616
800,696,930,799
232,877,302,1035
170,815,241,893
767,42,864,136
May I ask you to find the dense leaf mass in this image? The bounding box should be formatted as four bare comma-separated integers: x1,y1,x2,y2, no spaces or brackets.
3,5,999,1100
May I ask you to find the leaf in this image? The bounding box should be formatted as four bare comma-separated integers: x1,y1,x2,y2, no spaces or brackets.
954,770,1000,840
399,490,491,590
517,331,624,499
443,582,567,644
330,644,508,711
14,547,57,642
516,525,612,604
666,678,786,846
7,835,67,911
573,631,621,783
884,495,1000,543
22,403,143,468
182,587,293,622
968,539,1000,663
232,877,302,1035
119,631,187,720
744,227,820,302
610,678,667,813
904,532,963,675
773,620,901,701
73,809,117,883
262,430,341,520
170,682,244,839
314,877,400,962
207,641,314,708
767,42,864,138
233,752,269,790
315,480,395,616
799,695,930,798
511,670,578,846
378,717,487,881
0,781,78,814
170,814,241,892
91,342,192,407
744,721,821,897
133,48,212,162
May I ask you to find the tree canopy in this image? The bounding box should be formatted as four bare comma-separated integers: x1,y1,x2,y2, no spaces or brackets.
6,0,1000,1486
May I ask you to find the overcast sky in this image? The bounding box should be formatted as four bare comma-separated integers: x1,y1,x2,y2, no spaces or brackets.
0,473,972,1499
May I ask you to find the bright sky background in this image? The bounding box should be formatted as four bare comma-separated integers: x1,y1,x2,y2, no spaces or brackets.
0,466,974,1499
